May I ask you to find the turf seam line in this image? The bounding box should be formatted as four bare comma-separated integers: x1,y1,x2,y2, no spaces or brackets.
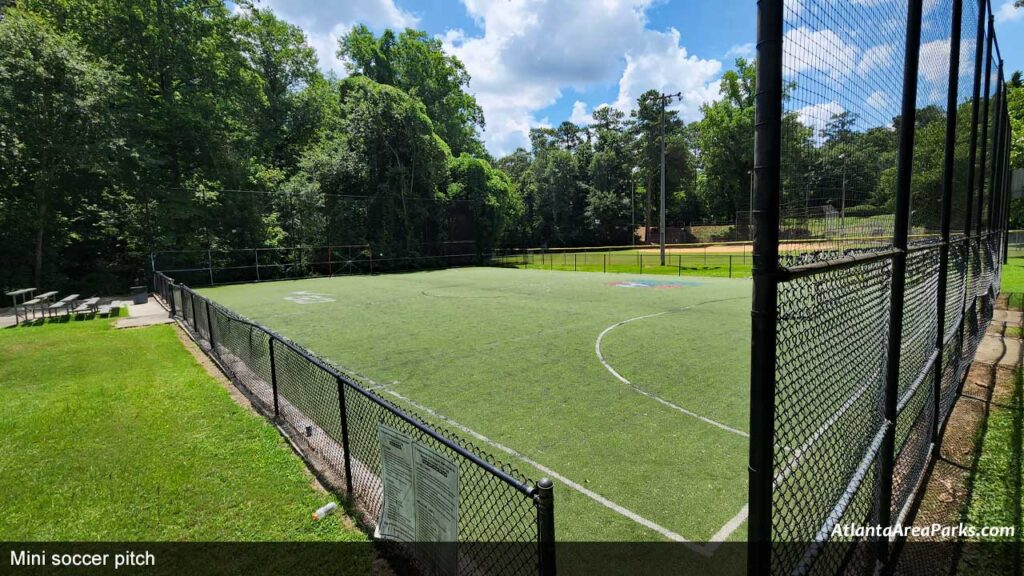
594,298,750,438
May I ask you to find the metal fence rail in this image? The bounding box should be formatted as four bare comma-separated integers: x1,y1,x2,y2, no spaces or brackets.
750,0,1012,574
152,272,556,576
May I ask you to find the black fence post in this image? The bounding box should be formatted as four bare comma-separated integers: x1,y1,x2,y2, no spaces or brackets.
336,376,354,496
879,0,924,568
269,336,280,418
190,291,199,332
976,16,994,235
987,62,1004,232
536,478,556,576
957,0,987,360
933,0,963,441
169,283,177,318
748,0,784,572
1001,93,1012,264
205,299,215,352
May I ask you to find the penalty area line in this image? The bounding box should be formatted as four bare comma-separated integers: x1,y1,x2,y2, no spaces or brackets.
594,299,749,438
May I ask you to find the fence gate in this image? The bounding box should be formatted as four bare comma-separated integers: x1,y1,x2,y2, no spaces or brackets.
749,0,1012,574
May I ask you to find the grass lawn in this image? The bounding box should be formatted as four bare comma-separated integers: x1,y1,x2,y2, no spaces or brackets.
960,365,1023,574
0,315,368,547
200,267,752,549
1001,256,1024,295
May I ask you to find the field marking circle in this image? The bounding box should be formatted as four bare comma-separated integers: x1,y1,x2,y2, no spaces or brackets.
595,299,749,438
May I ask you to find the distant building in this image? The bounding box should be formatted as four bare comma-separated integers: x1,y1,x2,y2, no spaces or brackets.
1014,169,1024,199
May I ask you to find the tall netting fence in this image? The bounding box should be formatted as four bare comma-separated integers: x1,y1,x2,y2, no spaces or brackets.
152,272,556,576
152,241,481,288
750,0,1013,574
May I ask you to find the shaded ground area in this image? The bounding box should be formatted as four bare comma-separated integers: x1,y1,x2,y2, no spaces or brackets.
894,295,1024,575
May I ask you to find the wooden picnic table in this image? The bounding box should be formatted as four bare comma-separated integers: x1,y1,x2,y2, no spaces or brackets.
6,288,36,326
48,294,80,317
18,291,58,321
72,297,101,314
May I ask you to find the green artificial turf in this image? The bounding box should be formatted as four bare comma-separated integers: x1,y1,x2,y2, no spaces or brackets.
0,316,368,547
200,267,752,545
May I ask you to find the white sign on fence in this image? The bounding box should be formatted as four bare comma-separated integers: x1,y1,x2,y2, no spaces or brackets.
376,423,460,574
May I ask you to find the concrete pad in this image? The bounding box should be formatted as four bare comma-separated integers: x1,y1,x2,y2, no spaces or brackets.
992,308,1023,325
115,296,174,329
975,332,1022,367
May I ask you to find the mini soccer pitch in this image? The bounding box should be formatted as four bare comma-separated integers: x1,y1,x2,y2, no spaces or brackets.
199,267,751,546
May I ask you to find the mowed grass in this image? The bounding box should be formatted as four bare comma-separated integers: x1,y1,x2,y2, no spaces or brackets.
200,267,752,545
960,366,1023,574
1001,256,1024,294
0,316,368,548
496,250,753,279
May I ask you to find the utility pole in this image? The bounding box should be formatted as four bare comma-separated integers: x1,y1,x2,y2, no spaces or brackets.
659,91,684,266
631,166,639,246
839,153,848,239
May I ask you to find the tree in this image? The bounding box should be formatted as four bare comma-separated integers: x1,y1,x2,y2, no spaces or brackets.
0,9,125,288
447,155,521,254
694,59,756,222
339,25,485,157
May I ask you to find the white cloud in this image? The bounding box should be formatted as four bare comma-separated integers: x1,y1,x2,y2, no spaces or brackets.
784,28,858,79
857,44,896,76
725,43,755,60
569,101,593,125
609,28,723,120
796,101,845,141
257,0,418,75
917,38,977,84
866,90,890,110
995,1,1023,23
444,0,723,155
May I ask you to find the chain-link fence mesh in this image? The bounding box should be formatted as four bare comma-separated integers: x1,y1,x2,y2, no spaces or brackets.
155,274,552,576
752,0,1013,574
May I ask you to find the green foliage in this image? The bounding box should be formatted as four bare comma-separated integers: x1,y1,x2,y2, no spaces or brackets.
447,154,521,252
0,8,126,291
339,25,485,157
1009,78,1024,170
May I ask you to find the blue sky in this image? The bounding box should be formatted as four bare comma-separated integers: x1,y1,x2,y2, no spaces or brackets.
247,0,1023,156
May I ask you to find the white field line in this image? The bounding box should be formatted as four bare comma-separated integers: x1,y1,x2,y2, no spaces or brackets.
704,504,749,553
373,384,704,552
772,367,880,488
319,298,753,550
372,382,749,552
594,307,749,438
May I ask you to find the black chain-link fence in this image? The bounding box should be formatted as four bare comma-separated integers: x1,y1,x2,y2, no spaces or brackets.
750,0,1013,574
151,272,556,576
